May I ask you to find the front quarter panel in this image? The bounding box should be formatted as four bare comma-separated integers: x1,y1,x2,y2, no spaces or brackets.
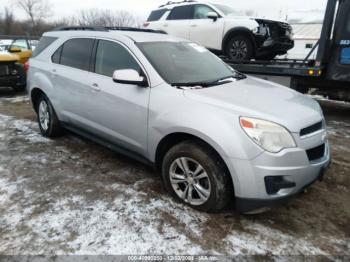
148,84,265,196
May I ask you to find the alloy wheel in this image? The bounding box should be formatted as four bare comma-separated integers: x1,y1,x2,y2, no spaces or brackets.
169,157,211,206
229,40,248,61
38,100,50,131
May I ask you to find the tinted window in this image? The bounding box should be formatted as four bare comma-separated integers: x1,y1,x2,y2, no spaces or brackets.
95,40,141,77
51,46,62,64
167,5,193,20
32,36,57,57
147,9,167,21
60,38,94,71
194,5,216,19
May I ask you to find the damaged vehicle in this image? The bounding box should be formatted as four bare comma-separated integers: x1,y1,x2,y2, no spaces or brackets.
144,0,294,61
0,36,32,91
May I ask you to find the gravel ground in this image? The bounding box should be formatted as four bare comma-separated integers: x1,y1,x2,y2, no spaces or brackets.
0,88,349,257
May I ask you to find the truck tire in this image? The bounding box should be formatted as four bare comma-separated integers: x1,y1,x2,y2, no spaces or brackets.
36,94,64,138
225,35,254,62
161,140,232,212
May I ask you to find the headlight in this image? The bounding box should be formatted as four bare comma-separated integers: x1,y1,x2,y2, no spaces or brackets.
240,117,296,153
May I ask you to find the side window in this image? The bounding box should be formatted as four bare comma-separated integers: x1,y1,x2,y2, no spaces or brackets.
51,46,62,64
94,40,141,77
32,36,57,57
167,5,194,20
11,39,30,51
60,38,94,71
147,9,167,21
194,5,216,19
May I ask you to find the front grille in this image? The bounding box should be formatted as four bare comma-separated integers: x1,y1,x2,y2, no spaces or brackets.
300,121,323,137
306,144,325,161
0,65,9,76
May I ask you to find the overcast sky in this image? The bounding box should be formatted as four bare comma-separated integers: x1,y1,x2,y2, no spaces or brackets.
2,0,328,21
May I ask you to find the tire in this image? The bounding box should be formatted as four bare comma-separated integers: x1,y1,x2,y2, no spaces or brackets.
161,140,232,212
36,94,63,137
225,35,254,62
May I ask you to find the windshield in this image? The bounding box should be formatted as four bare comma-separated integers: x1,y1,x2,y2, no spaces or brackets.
213,4,239,16
138,42,243,86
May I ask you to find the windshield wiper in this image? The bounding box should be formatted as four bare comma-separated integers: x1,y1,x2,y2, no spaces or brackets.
172,73,247,88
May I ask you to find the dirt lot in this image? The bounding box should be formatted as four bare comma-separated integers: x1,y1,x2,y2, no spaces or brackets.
0,87,349,257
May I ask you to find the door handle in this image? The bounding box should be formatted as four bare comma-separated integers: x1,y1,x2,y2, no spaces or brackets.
91,83,101,92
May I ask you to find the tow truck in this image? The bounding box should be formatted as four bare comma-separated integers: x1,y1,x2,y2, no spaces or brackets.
223,0,350,101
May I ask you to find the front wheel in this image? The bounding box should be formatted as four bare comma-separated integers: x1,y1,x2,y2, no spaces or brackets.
225,35,254,62
161,141,232,212
37,95,63,137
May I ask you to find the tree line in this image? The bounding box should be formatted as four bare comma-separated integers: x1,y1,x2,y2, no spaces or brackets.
0,0,143,38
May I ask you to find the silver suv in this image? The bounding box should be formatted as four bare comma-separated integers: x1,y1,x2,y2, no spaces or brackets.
27,27,330,213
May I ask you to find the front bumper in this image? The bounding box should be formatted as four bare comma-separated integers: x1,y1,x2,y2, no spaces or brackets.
226,129,331,213
254,35,294,56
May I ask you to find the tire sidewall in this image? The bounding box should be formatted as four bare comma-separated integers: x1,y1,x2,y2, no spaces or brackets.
161,142,229,212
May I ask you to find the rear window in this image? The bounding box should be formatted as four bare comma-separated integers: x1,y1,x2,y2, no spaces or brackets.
147,9,167,21
32,36,57,57
59,38,94,71
167,5,194,20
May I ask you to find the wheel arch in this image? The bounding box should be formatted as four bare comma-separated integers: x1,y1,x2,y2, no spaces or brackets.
30,87,46,113
154,132,235,195
222,27,257,56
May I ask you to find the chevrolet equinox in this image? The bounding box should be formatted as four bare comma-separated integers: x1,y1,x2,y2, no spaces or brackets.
27,27,331,213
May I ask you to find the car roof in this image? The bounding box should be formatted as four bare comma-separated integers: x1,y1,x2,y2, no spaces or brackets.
156,0,212,10
44,30,186,43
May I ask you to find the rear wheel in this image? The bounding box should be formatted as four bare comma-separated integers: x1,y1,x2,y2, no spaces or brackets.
161,141,232,212
36,94,63,137
225,35,254,62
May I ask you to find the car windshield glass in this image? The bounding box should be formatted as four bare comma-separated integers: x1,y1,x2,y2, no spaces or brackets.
213,4,239,16
138,41,244,87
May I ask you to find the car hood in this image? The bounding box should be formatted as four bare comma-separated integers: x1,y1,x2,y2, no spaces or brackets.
183,77,323,133
0,51,19,62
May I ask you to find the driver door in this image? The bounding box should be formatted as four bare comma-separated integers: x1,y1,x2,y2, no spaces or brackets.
189,4,224,50
81,39,150,157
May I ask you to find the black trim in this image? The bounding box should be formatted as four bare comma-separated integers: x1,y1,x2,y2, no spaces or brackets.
236,166,328,213
300,121,323,136
61,122,153,167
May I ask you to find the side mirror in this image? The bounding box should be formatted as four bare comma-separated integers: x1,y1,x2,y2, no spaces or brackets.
9,47,21,53
207,12,218,21
112,69,148,87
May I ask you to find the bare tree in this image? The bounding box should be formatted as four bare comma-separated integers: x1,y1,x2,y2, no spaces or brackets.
74,9,140,27
14,0,52,35
2,7,15,34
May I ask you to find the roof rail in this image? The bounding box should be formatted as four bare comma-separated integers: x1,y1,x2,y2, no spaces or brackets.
159,0,197,8
51,26,166,34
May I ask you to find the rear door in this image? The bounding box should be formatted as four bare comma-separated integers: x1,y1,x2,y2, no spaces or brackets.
189,4,224,50
327,0,350,82
50,38,95,124
162,5,194,39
